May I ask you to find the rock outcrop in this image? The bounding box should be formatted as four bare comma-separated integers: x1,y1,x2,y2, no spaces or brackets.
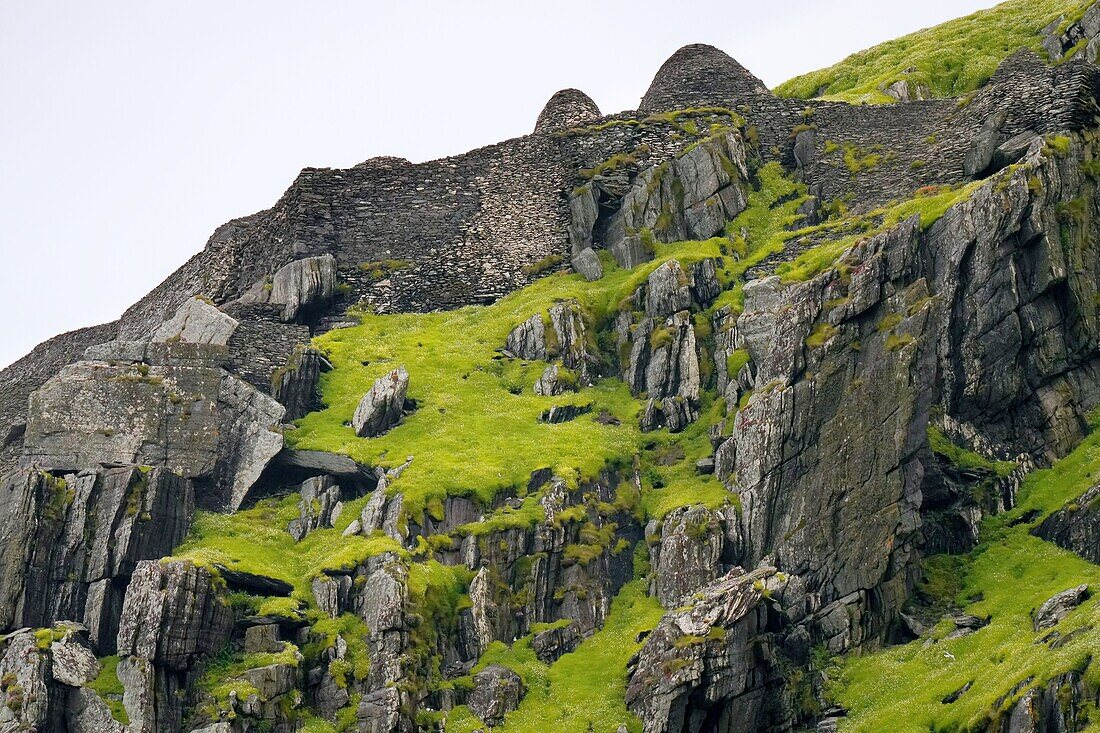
0,465,193,652
352,367,410,437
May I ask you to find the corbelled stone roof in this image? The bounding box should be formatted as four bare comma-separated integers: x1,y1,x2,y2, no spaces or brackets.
640,43,770,113
534,88,602,133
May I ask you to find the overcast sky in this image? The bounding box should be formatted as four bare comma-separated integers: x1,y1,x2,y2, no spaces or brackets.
0,0,999,369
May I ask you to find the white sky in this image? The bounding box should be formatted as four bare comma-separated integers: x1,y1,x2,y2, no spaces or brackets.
0,0,998,369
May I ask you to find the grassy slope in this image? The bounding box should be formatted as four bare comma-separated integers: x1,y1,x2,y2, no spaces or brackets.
776,0,1092,104
170,148,1036,729
836,426,1100,731
441,581,665,733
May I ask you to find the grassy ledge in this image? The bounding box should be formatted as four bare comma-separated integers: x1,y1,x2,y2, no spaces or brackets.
776,0,1093,104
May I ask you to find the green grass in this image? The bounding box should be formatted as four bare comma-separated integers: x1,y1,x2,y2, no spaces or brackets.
290,237,727,523
86,655,128,725
776,180,986,283
835,427,1100,731
928,425,1018,478
173,493,404,597
776,0,1093,104
452,580,665,733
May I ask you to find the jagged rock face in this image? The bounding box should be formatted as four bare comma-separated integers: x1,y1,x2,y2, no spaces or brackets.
639,44,770,113
648,505,742,607
0,625,126,733
352,366,409,437
0,465,192,652
117,560,234,733
1034,482,1100,562
287,474,343,540
534,88,601,134
1033,584,1089,631
614,259,720,432
467,664,526,726
626,567,790,733
722,140,1100,660
507,301,599,383
22,332,285,512
272,346,331,421
600,131,749,267
237,253,338,323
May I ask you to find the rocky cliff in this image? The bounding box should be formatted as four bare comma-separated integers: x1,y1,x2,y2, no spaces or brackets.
4,1,1100,731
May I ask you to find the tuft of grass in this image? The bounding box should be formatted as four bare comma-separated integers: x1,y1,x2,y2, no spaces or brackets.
927,425,1018,478
86,655,128,725
776,0,1093,104
173,493,404,597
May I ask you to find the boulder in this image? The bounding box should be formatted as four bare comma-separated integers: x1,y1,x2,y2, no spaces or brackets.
505,314,547,361
268,254,338,322
49,629,100,686
353,367,410,438
1034,585,1089,631
467,664,525,727
150,297,239,345
571,247,604,281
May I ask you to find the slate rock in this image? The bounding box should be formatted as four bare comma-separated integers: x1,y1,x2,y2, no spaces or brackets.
1034,585,1089,631
467,664,525,726
353,367,410,438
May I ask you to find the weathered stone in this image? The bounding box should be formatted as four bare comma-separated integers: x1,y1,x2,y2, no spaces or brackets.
1034,585,1089,631
505,314,547,361
49,629,100,686
268,254,338,322
531,621,581,664
539,403,592,423
0,465,193,652
150,297,239,345
467,664,525,727
571,247,604,281
353,367,409,438
287,475,343,541
244,623,282,654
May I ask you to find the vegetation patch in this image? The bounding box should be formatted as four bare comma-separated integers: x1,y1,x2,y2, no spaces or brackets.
833,426,1100,731
776,0,1093,104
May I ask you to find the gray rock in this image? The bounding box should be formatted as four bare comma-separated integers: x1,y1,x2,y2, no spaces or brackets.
356,687,410,733
287,475,343,541
49,630,99,686
353,367,409,438
467,664,525,727
22,349,284,512
150,297,239,345
539,403,592,424
242,662,298,700
531,621,581,664
534,363,568,397
244,623,282,654
505,314,547,361
648,505,729,607
268,254,338,322
67,686,127,733
571,247,604,281
627,567,776,732
645,261,693,318
567,184,600,253
0,465,193,652
117,560,233,670
1034,585,1089,631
